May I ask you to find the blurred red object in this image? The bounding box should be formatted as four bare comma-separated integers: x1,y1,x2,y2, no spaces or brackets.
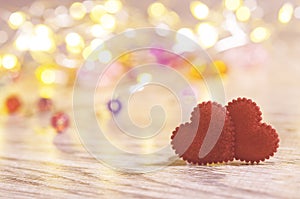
5,95,22,114
51,112,69,133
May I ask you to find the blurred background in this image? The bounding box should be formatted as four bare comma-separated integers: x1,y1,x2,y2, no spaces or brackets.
0,0,300,133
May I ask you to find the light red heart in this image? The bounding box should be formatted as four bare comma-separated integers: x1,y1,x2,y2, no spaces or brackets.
226,98,279,163
171,102,235,165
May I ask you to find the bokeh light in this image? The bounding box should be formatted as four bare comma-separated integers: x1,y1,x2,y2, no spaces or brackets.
104,0,123,14
2,54,18,70
41,69,56,84
196,23,218,48
69,2,87,20
236,6,251,22
8,12,26,29
0,0,296,88
278,3,293,24
250,27,270,43
148,2,166,18
100,14,116,30
294,6,300,19
190,1,209,20
224,0,242,11
90,5,106,23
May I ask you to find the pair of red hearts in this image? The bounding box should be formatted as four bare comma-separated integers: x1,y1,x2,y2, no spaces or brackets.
171,98,279,164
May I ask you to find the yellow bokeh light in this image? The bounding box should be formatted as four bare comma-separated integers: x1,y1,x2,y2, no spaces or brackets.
67,45,83,54
15,25,55,52
148,2,166,18
70,2,87,20
8,12,26,29
236,6,251,21
35,24,52,36
90,5,106,23
15,35,30,51
168,11,180,26
91,24,105,37
190,1,209,20
250,27,270,43
104,0,122,13
2,54,18,69
197,23,218,48
39,86,54,98
224,0,241,11
41,69,56,84
15,35,55,52
100,14,116,30
65,32,84,47
176,28,195,41
278,3,293,24
33,25,55,52
30,35,55,52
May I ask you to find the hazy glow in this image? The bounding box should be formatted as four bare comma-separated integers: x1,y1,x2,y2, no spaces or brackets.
190,1,209,20
124,28,136,38
215,35,247,52
244,0,257,10
0,31,8,44
137,73,152,84
39,86,54,98
294,6,300,19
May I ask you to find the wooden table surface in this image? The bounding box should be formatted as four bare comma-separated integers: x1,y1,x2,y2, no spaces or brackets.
1,46,300,199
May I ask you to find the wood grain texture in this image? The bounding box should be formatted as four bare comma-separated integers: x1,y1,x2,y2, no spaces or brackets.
1,56,300,199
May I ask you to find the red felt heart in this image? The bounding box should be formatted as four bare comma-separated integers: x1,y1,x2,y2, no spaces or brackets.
171,102,235,165
226,98,279,163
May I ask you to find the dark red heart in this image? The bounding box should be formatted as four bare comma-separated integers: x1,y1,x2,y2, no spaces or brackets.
171,101,235,165
226,98,279,163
